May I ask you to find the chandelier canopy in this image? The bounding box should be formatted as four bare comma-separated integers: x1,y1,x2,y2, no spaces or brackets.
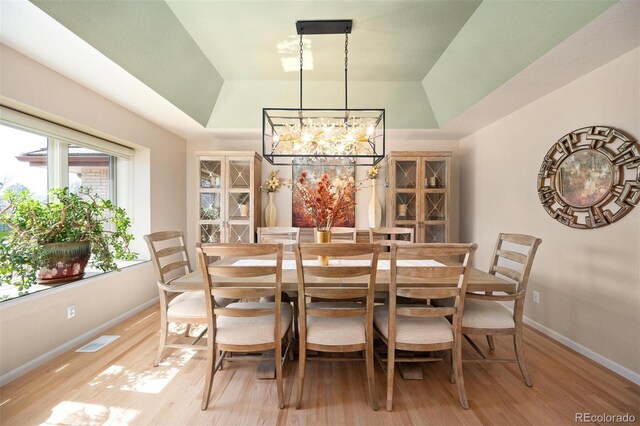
263,20,385,166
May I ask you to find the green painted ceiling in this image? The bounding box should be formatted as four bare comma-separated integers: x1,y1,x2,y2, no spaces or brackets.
28,0,616,130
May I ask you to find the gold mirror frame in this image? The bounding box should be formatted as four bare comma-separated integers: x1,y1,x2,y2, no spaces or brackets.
537,126,640,229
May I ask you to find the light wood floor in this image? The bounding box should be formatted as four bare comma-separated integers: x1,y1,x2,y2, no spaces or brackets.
1,304,638,425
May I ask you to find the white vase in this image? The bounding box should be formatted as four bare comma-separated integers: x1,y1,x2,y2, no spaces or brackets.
265,192,277,227
368,181,382,228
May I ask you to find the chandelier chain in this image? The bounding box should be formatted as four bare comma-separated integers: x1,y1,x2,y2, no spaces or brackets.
299,33,304,109
344,31,349,110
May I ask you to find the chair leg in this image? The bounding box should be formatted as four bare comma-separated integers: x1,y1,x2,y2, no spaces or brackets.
366,338,378,411
287,326,295,361
514,332,533,386
201,340,217,410
154,321,168,367
386,345,395,411
295,343,306,409
184,324,192,337
275,340,284,409
486,335,495,350
452,339,469,409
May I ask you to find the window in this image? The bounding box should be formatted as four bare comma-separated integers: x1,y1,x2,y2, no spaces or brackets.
0,106,138,301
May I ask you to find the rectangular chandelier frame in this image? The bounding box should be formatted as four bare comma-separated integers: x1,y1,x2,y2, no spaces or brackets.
262,107,385,166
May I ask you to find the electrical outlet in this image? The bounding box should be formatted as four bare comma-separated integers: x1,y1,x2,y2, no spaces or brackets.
532,291,540,304
67,305,76,319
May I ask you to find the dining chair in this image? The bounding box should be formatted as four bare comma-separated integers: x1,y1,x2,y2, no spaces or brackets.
462,233,542,386
196,243,294,410
318,226,357,243
257,227,301,250
374,243,477,411
294,243,380,410
257,227,301,336
144,231,208,367
369,227,414,248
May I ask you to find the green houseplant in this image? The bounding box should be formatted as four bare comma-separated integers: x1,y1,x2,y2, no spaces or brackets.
0,187,136,289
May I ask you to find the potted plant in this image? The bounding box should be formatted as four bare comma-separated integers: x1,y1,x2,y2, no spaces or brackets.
0,187,137,290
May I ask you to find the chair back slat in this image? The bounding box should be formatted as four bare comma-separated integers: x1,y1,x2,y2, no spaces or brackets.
156,245,187,258
493,265,521,283
496,249,527,264
144,231,191,284
212,287,275,299
300,243,374,257
303,266,372,279
306,308,367,318
396,306,456,318
305,288,369,300
396,266,464,279
396,287,459,300
161,260,190,276
208,265,277,278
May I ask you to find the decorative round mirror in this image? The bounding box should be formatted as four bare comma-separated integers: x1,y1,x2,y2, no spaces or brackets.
537,126,640,229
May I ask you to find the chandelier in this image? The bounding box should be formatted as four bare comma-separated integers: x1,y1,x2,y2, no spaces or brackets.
263,20,385,166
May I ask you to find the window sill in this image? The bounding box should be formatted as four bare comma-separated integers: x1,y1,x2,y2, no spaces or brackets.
0,260,149,305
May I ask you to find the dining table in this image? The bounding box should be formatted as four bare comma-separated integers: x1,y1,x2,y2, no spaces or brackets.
171,252,514,293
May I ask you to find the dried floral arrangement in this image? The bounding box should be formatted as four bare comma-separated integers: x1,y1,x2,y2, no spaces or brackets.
292,171,360,231
260,169,287,193
367,164,381,180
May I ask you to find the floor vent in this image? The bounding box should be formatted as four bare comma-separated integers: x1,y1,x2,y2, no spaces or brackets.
76,335,120,353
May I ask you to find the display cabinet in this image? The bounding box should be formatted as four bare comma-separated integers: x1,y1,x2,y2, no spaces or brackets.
196,152,262,244
385,151,452,243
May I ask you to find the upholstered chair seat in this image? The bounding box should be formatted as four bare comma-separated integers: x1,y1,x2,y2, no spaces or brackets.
374,306,453,345
462,299,515,329
215,302,293,346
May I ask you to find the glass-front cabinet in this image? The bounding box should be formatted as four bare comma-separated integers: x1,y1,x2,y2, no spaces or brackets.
197,152,262,244
386,151,451,243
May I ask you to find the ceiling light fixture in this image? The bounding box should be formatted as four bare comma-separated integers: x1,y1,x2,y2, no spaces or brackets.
263,20,385,166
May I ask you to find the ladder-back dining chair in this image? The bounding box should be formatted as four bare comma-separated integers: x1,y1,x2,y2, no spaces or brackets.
196,243,294,410
374,243,477,411
144,231,208,367
462,233,542,386
369,227,414,248
294,243,380,410
257,227,301,250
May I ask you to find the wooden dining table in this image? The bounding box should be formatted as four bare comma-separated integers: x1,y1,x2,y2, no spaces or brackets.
171,252,514,293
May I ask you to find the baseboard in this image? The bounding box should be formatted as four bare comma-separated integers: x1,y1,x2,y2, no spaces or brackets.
0,296,159,387
522,315,640,386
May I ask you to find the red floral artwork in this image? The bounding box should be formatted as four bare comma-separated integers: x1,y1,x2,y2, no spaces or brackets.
292,168,358,230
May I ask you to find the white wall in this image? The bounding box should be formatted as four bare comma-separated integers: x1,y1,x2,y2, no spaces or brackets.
0,44,187,382
459,48,640,378
186,132,460,259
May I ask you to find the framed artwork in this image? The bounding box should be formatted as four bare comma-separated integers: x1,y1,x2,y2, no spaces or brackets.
537,126,640,229
291,159,356,228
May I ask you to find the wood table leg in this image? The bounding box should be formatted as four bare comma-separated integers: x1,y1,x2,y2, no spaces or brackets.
397,363,423,380
256,350,276,379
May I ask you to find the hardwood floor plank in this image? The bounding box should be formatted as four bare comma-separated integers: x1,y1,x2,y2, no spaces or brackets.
1,304,638,425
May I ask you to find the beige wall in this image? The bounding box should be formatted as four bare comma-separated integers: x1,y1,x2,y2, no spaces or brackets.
186,133,460,260
459,48,640,376
0,45,187,382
